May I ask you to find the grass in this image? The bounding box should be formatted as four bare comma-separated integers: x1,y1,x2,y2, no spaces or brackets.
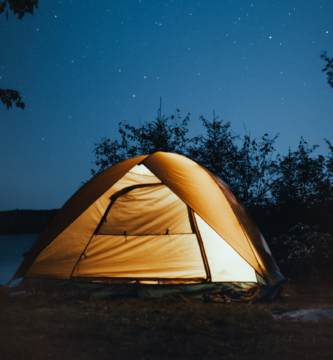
1,281,333,360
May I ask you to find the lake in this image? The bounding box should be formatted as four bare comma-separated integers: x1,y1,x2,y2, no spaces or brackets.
0,234,39,286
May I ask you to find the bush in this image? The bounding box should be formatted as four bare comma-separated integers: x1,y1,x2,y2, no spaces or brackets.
270,223,333,281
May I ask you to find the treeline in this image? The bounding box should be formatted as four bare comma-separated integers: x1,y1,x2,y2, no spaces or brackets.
91,102,333,280
92,102,333,236
0,210,58,235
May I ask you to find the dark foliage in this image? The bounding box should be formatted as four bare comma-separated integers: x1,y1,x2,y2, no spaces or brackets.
91,98,190,176
0,0,38,20
91,101,333,246
190,114,279,210
320,51,333,89
0,209,58,235
260,138,332,236
0,1,38,112
0,0,38,110
0,89,25,110
189,113,239,190
270,223,333,281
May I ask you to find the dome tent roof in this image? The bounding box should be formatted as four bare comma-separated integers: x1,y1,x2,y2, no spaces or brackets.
12,152,284,287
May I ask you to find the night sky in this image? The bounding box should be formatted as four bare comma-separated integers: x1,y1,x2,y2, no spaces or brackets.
0,0,332,211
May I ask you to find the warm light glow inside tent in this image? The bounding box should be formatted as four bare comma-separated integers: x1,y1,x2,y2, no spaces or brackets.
194,214,256,282
12,152,284,289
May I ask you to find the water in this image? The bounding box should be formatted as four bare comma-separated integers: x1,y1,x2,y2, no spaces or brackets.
0,234,39,286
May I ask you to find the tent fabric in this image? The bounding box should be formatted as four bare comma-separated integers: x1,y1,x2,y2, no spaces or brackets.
15,155,149,279
98,184,192,235
143,153,264,276
13,151,284,287
194,214,257,282
72,234,206,279
24,167,161,279
204,170,285,284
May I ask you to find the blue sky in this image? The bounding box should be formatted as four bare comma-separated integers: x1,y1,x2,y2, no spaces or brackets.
0,0,332,210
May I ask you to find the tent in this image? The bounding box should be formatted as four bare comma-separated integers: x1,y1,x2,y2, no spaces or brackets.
10,152,284,297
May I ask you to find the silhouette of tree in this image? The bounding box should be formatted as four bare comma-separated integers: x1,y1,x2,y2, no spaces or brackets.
231,132,279,209
189,112,238,185
0,0,38,20
91,99,190,176
324,139,333,183
91,101,333,239
258,138,331,236
272,138,325,207
190,114,279,209
0,0,38,112
0,89,25,110
320,51,333,90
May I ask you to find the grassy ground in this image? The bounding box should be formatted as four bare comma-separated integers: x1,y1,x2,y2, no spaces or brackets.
1,281,333,360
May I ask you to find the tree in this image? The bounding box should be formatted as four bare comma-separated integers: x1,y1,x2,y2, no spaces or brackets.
0,89,25,110
320,51,333,90
272,138,326,207
0,0,38,20
91,101,333,239
189,112,238,186
190,115,279,209
231,132,278,209
91,99,191,176
262,138,328,235
0,0,38,112
92,104,279,210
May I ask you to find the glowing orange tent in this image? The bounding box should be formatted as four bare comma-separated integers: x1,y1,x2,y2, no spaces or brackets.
13,152,284,288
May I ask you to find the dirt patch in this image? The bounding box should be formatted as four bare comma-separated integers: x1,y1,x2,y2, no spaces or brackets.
273,308,333,321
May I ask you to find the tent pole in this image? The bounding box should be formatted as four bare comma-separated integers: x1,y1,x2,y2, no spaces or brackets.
188,208,211,282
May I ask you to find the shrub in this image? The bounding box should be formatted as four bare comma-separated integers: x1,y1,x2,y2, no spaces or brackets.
270,223,333,281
